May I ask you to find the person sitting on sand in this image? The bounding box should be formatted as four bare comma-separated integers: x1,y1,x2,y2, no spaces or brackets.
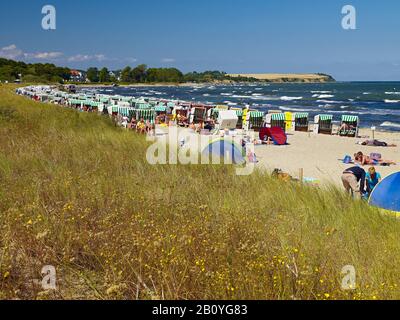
342,166,366,199
194,123,203,133
204,119,215,131
121,116,129,129
261,134,273,145
354,151,396,166
177,114,188,127
136,119,146,134
129,118,137,130
338,123,356,134
145,120,152,134
357,139,397,147
366,167,381,195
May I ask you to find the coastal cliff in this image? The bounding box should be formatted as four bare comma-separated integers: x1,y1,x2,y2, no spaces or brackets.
228,73,336,83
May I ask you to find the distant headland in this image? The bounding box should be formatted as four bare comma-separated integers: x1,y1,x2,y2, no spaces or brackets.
228,73,336,83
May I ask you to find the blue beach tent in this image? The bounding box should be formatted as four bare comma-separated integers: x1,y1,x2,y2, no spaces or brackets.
369,172,400,212
202,139,246,165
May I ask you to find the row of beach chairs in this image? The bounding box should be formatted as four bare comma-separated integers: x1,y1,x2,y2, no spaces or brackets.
236,112,360,137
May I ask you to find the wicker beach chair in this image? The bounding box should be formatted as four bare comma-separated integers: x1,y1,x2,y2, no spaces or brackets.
338,115,359,137
265,112,286,132
313,114,333,135
294,112,309,132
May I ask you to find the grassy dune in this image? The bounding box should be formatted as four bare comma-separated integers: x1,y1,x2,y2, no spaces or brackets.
0,84,399,300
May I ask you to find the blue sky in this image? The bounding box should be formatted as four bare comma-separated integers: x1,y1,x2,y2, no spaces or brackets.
1,0,400,80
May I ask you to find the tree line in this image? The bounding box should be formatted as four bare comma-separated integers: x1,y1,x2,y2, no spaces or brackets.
0,58,70,83
0,57,259,84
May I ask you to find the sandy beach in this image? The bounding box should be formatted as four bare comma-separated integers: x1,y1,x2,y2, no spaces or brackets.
255,128,400,186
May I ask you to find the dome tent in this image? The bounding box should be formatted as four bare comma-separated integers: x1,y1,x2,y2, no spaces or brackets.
369,172,400,212
202,139,245,165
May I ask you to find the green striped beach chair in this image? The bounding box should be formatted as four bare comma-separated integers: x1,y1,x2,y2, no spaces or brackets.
230,108,243,128
339,115,359,137
107,106,119,115
249,111,265,132
167,102,176,109
294,112,309,132
190,107,207,124
265,112,286,132
154,105,167,115
135,102,152,110
313,114,333,135
136,109,156,124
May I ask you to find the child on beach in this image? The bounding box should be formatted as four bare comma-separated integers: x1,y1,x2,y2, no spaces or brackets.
366,167,381,195
136,119,146,134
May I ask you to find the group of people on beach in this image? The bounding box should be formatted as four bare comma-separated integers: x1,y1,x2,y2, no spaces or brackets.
341,166,382,199
127,118,153,134
341,143,398,198
124,112,217,135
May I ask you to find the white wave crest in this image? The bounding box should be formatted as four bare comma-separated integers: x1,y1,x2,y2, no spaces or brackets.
279,106,317,112
384,99,400,103
312,94,335,99
316,99,341,104
380,121,400,128
280,96,303,101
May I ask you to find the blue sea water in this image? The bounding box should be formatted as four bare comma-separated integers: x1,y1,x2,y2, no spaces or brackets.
85,82,400,131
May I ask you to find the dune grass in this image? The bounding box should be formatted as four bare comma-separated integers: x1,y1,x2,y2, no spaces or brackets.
0,84,400,300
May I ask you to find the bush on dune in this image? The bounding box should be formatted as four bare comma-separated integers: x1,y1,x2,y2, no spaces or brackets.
0,84,399,300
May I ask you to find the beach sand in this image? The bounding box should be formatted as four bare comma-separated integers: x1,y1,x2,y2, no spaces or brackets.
255,128,400,186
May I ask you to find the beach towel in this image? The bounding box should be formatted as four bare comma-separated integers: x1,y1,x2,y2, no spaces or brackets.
343,155,352,164
370,153,382,161
260,127,287,145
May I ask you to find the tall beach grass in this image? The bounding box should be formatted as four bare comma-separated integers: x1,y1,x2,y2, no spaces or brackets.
0,84,399,300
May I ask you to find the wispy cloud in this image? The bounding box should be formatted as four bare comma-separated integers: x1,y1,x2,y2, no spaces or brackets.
0,44,63,61
68,54,138,65
124,57,138,63
25,52,63,59
0,44,23,60
0,44,138,67
161,58,175,63
68,54,106,62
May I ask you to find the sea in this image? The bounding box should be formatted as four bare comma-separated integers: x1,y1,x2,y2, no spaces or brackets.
81,82,400,132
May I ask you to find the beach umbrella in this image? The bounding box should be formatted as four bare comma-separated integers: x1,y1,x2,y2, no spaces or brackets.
369,172,400,212
202,139,245,165
259,127,287,145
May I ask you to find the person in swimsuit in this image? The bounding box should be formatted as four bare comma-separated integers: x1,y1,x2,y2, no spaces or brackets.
358,140,397,147
354,152,396,166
